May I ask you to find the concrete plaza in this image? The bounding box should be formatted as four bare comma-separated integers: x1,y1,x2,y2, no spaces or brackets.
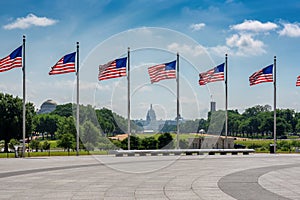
0,154,300,200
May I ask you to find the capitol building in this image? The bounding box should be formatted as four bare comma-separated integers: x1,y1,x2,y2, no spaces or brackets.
133,104,182,133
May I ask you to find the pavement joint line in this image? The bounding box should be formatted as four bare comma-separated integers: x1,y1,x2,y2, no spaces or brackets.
218,163,300,200
0,163,101,179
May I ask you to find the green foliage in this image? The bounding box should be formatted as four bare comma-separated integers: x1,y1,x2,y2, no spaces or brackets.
51,103,73,117
121,135,140,150
234,139,272,151
9,138,20,146
0,92,35,152
98,136,116,150
160,124,176,133
42,140,50,151
29,140,41,152
158,133,173,149
180,119,201,133
56,116,77,138
81,120,100,146
234,139,300,152
33,114,61,139
140,136,157,149
57,133,75,151
8,138,20,151
84,142,95,151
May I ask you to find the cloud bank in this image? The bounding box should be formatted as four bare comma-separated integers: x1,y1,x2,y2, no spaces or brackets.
3,13,58,30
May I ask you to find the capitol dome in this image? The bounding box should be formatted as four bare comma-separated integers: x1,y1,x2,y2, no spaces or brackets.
146,104,156,122
37,99,57,114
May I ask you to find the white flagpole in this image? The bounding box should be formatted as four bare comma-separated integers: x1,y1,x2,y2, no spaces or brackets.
273,56,277,153
22,35,26,157
127,47,131,150
176,52,179,149
76,42,80,156
225,54,228,149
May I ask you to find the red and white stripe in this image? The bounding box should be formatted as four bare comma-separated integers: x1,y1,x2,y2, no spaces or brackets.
98,60,126,81
199,69,224,86
249,70,273,86
296,76,300,86
148,64,176,83
0,55,22,72
49,57,75,75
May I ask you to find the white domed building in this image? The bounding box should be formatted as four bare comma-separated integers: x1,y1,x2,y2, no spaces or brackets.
37,99,57,114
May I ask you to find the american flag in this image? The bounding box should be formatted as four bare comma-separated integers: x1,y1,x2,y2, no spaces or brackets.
199,63,224,86
98,57,127,81
49,52,76,75
296,76,300,86
148,60,176,83
0,46,22,72
249,64,273,86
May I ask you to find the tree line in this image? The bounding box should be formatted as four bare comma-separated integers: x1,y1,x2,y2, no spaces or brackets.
1,92,300,152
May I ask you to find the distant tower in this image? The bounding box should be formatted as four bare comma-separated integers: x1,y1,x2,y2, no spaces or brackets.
146,104,156,123
210,101,216,112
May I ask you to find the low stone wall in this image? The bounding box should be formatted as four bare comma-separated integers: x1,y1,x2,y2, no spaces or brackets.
109,149,255,157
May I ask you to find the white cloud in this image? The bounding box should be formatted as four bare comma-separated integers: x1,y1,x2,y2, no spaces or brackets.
278,22,300,37
3,13,58,30
231,20,278,32
208,45,231,57
226,34,266,56
190,23,206,31
167,42,207,57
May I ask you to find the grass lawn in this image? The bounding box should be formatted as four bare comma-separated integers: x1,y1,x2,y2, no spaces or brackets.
234,139,300,153
0,150,108,158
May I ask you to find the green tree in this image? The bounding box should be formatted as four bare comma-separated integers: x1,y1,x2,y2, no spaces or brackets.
8,138,20,151
296,119,300,133
81,120,100,146
276,117,290,137
277,109,295,133
140,136,157,149
227,110,242,136
197,118,208,133
0,93,35,152
51,103,73,117
42,140,50,151
180,119,200,133
56,116,77,138
33,114,61,139
57,133,75,152
259,113,273,137
29,140,40,152
158,133,173,149
121,135,140,150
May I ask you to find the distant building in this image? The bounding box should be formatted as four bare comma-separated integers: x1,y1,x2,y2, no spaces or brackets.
146,104,156,124
37,99,57,114
210,101,216,112
143,104,162,132
133,104,181,133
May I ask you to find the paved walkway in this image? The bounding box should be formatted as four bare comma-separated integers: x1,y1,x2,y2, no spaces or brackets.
0,154,299,200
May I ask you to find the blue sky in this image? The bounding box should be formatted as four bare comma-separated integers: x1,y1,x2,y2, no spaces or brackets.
1,0,300,119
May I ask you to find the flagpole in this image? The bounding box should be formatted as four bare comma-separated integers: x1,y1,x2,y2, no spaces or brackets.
274,56,277,154
22,35,26,157
225,54,228,149
127,47,131,150
176,52,179,149
76,42,80,156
